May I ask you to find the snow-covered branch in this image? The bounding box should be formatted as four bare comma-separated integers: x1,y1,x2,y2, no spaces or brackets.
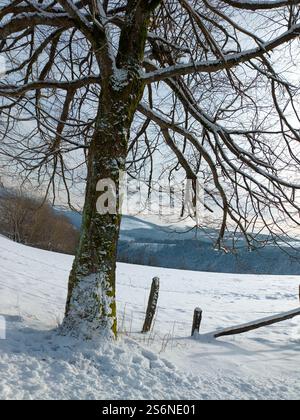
143,23,300,83
0,76,100,97
221,0,300,10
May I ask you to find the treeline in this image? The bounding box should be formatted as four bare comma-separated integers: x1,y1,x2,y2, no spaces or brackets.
0,189,79,255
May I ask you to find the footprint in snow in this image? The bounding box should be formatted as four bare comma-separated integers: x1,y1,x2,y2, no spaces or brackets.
141,349,158,361
160,358,176,370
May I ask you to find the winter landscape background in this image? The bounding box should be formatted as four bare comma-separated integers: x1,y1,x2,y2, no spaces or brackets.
64,210,300,275
1,0,300,401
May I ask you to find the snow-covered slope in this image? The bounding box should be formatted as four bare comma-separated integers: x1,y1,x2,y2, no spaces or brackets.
0,235,300,400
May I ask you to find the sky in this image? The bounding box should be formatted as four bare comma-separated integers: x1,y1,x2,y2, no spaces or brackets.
1,4,300,237
0,55,5,77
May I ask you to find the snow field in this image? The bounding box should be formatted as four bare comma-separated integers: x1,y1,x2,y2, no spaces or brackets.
0,235,300,400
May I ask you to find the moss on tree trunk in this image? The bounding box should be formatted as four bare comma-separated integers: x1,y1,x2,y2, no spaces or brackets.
61,0,160,339
62,77,145,339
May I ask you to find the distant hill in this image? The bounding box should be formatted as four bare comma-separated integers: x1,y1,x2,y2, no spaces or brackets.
59,209,300,275
56,209,82,230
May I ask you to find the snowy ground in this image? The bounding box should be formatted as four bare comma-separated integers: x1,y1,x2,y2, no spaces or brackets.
0,235,300,400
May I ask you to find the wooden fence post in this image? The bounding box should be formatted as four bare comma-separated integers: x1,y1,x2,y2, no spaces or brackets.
142,277,160,333
191,307,202,336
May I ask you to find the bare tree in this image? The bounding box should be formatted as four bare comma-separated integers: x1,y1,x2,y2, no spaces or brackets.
0,189,79,253
1,0,300,338
0,190,31,242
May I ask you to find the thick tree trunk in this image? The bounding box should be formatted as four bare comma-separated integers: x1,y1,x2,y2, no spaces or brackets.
62,82,144,339
60,0,158,340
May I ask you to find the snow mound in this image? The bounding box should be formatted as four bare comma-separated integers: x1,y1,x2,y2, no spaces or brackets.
0,319,203,400
2,318,299,400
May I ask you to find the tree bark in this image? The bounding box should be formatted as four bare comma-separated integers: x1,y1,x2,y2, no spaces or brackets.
61,0,160,339
62,80,145,339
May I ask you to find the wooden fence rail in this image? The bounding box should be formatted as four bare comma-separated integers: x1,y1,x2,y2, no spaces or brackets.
213,308,300,338
192,285,300,339
142,279,300,340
